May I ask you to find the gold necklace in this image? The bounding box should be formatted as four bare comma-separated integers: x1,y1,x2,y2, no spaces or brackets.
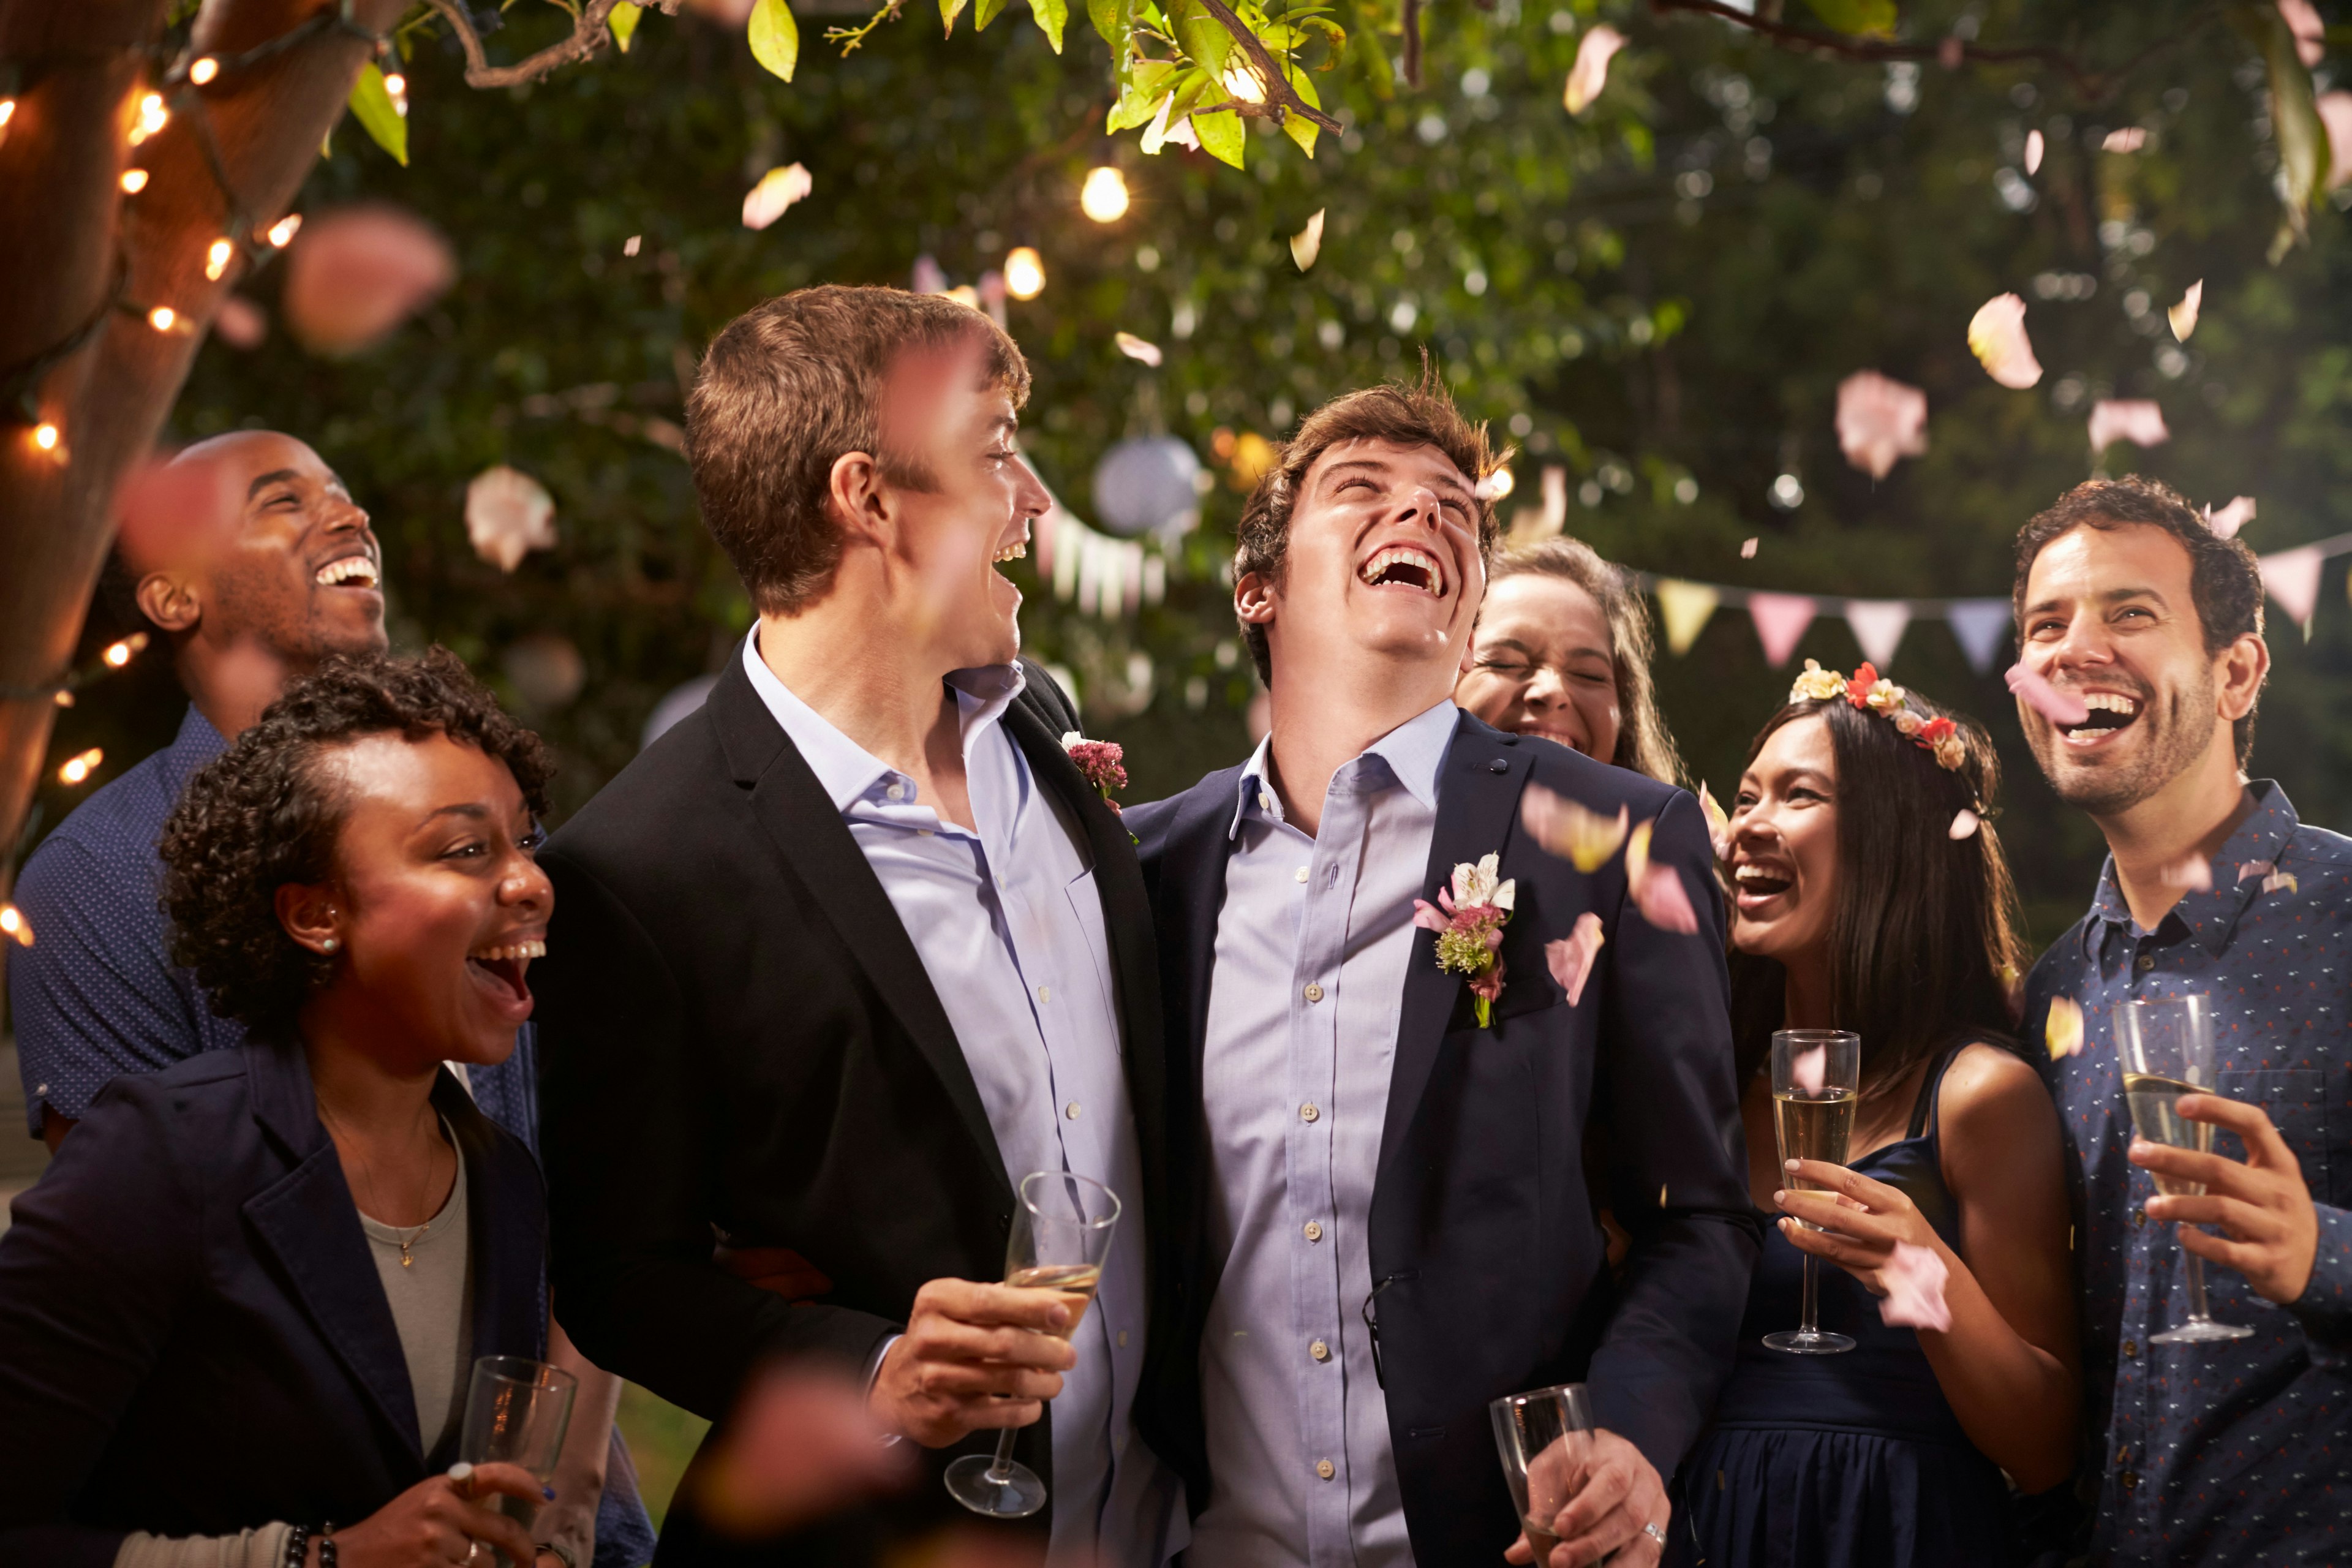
317,1097,445,1268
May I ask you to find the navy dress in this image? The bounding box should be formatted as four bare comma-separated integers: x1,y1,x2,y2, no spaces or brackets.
1673,1044,2019,1568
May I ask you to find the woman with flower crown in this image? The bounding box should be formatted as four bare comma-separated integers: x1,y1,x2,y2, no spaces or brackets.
1668,662,2079,1568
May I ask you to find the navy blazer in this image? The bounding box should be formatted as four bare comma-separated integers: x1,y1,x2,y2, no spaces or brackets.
1129,715,1758,1564
0,1042,548,1567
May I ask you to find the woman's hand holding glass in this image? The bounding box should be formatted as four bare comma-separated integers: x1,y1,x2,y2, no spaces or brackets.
1774,1159,1950,1299
322,1463,543,1567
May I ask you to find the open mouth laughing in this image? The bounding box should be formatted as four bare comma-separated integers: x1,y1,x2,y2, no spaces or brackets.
466,937,544,1012
1732,858,1795,913
1359,544,1449,597
314,552,380,590
2058,691,2141,748
992,541,1027,564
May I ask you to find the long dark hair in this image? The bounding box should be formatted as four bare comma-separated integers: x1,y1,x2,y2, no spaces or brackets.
1728,687,2030,1104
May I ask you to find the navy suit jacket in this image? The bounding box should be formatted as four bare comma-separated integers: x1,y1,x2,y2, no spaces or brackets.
1128,715,1757,1564
0,1043,548,1567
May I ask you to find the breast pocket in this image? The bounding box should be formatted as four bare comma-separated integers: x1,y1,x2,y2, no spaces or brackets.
2214,1068,2339,1205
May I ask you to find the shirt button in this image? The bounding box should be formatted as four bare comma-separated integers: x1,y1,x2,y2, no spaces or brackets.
1300,1102,1321,1123
1295,865,1310,883
1303,1221,1324,1242
1310,1339,1331,1362
1259,791,1275,812
2136,953,2155,972
2132,1208,2146,1227
2122,1339,2138,1358
1303,983,1324,1002
1037,984,1051,1004
1316,1460,1335,1481
885,782,906,801
1065,1102,1081,1120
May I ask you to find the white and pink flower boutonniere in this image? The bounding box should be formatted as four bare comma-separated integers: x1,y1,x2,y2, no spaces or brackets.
1060,731,1128,812
1414,853,1515,1028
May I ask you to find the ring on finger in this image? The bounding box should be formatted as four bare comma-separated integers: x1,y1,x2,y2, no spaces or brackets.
1644,1522,1668,1547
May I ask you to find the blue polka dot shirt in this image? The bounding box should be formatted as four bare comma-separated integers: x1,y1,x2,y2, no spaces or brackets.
2027,781,2352,1566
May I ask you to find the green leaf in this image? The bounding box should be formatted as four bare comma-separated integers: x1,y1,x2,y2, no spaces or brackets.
1280,59,1319,156
1031,0,1069,53
608,0,643,51
976,0,1006,31
1171,0,1232,80
347,61,408,167
1108,59,1177,130
748,0,799,82
1800,0,1896,37
1193,88,1246,167
942,0,967,32
1087,0,1129,49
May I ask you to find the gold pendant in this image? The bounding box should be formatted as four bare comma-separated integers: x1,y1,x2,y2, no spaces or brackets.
401,1242,415,1268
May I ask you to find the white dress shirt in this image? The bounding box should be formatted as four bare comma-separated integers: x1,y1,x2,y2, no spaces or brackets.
742,634,1183,1567
1188,698,1460,1568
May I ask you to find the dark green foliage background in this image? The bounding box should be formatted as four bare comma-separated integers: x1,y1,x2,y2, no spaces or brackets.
34,0,2352,948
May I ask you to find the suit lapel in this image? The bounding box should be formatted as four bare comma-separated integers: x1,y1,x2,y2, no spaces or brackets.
1378,727,1532,1182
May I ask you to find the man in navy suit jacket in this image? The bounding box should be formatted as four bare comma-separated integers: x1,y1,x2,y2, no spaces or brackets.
1125,376,1755,1568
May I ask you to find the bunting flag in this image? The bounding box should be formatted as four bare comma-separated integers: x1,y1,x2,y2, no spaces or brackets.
1947,600,2015,674
1844,599,1913,669
1030,475,1167,621
1748,592,1817,668
2261,545,2326,638
1655,579,1722,655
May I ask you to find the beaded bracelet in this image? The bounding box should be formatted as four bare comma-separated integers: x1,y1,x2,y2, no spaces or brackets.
282,1525,309,1568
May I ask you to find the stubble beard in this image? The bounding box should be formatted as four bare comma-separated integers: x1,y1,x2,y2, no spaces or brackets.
2037,668,2218,816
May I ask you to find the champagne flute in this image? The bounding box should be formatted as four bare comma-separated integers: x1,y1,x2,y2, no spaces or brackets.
944,1169,1120,1518
457,1355,578,1565
2116,995,2255,1345
1763,1028,1861,1355
1489,1382,1597,1567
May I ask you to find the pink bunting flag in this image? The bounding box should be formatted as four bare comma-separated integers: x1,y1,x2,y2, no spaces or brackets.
2005,662,2089,727
1834,371,1929,480
1544,913,1607,1007
1845,600,1912,669
1748,592,1818,669
2088,399,2169,454
2260,545,2324,633
1879,1242,1953,1332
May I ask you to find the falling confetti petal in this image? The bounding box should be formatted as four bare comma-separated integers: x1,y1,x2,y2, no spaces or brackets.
1544,913,1607,1006
1698,782,1733,862
2238,859,2276,884
2024,128,2045,175
1115,331,1163,367
466,465,557,573
741,163,813,230
1967,293,2043,389
1791,1045,1826,1096
282,205,456,354
2264,870,2301,895
1291,209,1325,272
1521,785,1630,873
2205,496,2255,540
2046,995,2085,1060
2005,662,2090,728
1949,809,1981,840
1563,24,1625,116
2320,92,2352,190
2088,399,2169,454
2159,856,2214,891
1834,371,1929,480
1879,1242,1953,1332
2281,0,2326,67
2101,126,2147,153
1625,820,1700,934
213,294,267,349
1741,537,1758,559
2168,280,2203,342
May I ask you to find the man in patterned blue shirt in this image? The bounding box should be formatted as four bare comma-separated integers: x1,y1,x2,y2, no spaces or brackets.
5,431,656,1568
2015,477,2351,1565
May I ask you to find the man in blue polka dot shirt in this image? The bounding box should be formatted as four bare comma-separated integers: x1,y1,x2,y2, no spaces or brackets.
2015,477,2351,1566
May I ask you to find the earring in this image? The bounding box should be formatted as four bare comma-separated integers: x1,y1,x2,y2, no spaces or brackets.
322,937,340,952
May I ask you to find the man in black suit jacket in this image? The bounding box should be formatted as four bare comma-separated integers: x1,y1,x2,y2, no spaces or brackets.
1127,377,1755,1567
535,287,1183,1564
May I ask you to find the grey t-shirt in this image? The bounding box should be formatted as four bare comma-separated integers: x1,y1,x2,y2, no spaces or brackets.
358,1128,474,1455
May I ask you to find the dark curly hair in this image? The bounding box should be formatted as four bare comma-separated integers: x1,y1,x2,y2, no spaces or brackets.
159,649,553,1038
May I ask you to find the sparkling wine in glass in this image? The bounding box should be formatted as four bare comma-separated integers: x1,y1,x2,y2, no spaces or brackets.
2115,994,2254,1345
944,1170,1120,1519
1489,1382,1597,1567
458,1355,578,1564
1764,1028,1861,1355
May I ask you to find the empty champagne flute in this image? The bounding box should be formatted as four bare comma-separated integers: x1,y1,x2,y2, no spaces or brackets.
1765,1028,1861,1355
457,1355,578,1566
2116,994,2255,1345
1490,1382,1597,1567
944,1169,1120,1518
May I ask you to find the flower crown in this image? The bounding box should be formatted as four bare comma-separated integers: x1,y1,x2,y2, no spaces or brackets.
1789,659,1967,772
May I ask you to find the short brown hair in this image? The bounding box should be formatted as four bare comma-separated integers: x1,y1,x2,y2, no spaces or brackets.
2011,475,2266,764
1488,536,1687,787
160,650,553,1038
1234,367,1502,684
687,286,1031,616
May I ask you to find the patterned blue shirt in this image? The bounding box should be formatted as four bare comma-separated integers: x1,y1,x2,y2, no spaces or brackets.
2026,781,2352,1566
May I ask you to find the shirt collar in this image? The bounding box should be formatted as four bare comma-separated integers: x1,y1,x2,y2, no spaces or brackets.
2083,778,2299,957
1227,698,1461,840
740,631,1024,813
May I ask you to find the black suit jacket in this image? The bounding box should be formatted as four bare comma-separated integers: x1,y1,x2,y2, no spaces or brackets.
534,655,1170,1556
1128,714,1757,1564
0,1044,547,1567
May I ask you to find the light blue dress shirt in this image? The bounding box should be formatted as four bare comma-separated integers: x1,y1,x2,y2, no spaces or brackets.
1189,698,1461,1568
741,635,1182,1568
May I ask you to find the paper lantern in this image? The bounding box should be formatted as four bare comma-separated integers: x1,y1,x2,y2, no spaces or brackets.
1091,436,1202,537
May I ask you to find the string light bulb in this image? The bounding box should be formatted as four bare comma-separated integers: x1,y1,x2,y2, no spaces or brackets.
1003,247,1046,300
148,306,176,331
205,238,233,280
0,903,31,949
102,632,149,668
1080,167,1130,224
58,748,104,786
130,91,168,145
189,56,220,85
384,72,408,118
0,99,16,129
266,214,301,247
32,422,59,451
121,168,149,193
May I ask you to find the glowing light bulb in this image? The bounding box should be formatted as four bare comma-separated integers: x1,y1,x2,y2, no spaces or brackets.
102,632,149,668
1080,166,1130,224
58,748,104,786
32,422,59,451
205,238,233,280
0,99,16,128
0,903,32,948
189,56,219,85
1220,64,1267,104
947,284,981,311
1003,246,1046,300
1480,467,1515,501
148,306,176,331
131,92,168,145
266,214,301,247
53,690,75,708
121,168,149,193
384,72,406,97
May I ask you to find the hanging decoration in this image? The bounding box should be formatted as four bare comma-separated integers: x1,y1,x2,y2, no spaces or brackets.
1746,592,1817,668
1030,467,1170,622
1844,599,1913,669
1654,579,1721,655
1091,435,1203,538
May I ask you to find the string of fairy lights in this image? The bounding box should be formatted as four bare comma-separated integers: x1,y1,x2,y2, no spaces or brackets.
0,630,155,948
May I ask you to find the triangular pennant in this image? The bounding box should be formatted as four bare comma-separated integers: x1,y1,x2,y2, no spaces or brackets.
1747,592,1818,668
1844,598,1913,669
2260,545,2324,636
1655,579,1721,656
1946,600,2014,674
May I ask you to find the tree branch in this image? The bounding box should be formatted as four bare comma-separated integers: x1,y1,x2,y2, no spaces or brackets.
1401,0,1420,88
1192,0,1344,134
423,0,676,89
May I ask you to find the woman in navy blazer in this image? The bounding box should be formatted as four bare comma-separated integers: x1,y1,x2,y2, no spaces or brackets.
0,653,562,1567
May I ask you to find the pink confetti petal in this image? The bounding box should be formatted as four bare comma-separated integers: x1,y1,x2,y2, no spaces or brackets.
1563,24,1624,116
2321,91,2352,190
1791,1046,1826,1096
1740,537,1759,559
1624,820,1701,934
741,163,813,231
1967,293,2043,389
2045,995,2085,1061
212,293,267,349
1522,786,1630,873
2005,662,2090,728
1948,809,1981,841
2282,0,2326,67
2204,496,2255,540
2159,856,2213,891
2238,859,2276,884
1698,782,1733,862
2024,128,2045,175
1544,913,1607,1007
282,205,456,355
466,464,557,573
1878,1242,1952,1332
1834,371,1929,480
2264,870,2300,895
2087,399,2169,454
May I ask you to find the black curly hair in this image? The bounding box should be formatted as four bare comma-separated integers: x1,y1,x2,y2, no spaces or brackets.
159,649,553,1038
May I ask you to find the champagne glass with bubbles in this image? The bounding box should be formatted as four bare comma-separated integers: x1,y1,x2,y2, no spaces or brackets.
944,1170,1120,1518
2116,994,2254,1345
1490,1382,1597,1567
458,1355,577,1565
1765,1028,1861,1355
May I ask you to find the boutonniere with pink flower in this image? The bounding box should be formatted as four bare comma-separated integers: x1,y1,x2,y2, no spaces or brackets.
1060,731,1128,813
1414,853,1515,1028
